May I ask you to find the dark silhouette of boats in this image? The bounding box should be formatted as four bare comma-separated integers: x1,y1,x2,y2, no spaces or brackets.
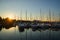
16,9,60,30
18,26,24,32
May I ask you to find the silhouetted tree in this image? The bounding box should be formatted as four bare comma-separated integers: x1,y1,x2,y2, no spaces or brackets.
0,17,3,27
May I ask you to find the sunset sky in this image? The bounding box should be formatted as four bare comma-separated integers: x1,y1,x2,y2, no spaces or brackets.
0,0,60,21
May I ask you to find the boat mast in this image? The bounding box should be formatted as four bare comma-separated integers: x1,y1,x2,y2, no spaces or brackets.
59,13,60,22
20,9,22,20
46,14,48,22
40,8,41,21
49,8,51,22
26,10,27,20
52,11,54,22
30,12,32,21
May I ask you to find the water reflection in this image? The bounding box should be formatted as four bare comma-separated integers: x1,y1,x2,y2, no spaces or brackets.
0,25,60,32
0,26,60,40
18,26,24,32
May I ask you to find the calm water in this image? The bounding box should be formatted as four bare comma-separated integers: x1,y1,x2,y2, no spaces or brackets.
0,26,60,40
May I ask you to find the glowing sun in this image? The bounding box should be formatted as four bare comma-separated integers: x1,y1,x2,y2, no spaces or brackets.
4,11,15,19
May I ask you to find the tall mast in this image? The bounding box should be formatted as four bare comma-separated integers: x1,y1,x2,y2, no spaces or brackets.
40,8,42,21
46,15,48,22
49,8,51,22
30,12,32,21
59,13,60,22
26,10,27,20
40,8,41,21
52,11,54,22
20,9,22,20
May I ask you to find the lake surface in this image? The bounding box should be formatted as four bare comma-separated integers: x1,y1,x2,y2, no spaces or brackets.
0,26,60,40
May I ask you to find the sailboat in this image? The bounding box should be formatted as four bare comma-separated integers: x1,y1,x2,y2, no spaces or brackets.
18,10,26,28
54,13,60,28
31,9,41,30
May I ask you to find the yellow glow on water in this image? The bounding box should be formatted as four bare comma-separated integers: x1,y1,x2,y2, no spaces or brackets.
8,27,15,31
1,27,15,33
